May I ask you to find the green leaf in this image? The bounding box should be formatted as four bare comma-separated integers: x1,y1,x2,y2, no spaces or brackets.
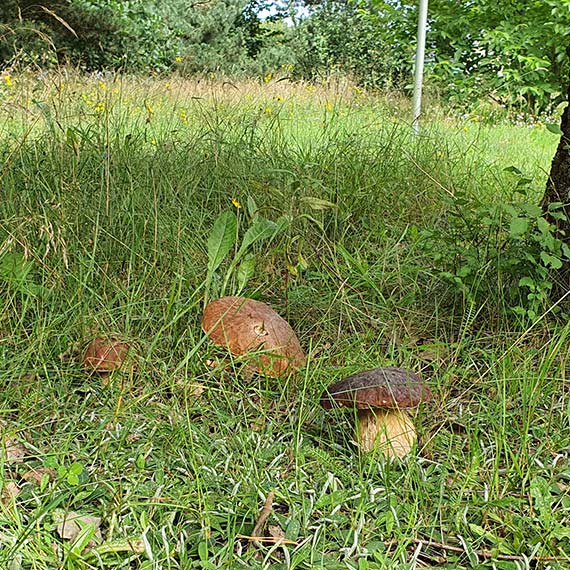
520,203,542,218
285,518,301,541
69,523,97,556
530,476,553,525
68,462,84,476
509,217,529,238
0,252,34,284
67,473,80,486
236,256,256,294
299,196,337,210
468,523,500,545
516,177,532,188
207,211,237,274
235,218,279,262
198,541,208,562
546,123,563,135
551,525,570,539
540,252,563,269
518,277,535,289
246,195,258,220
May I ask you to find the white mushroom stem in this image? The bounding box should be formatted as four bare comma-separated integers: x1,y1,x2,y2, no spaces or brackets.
357,408,417,457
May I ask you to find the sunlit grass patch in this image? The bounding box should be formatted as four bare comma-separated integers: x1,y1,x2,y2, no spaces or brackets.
0,72,568,568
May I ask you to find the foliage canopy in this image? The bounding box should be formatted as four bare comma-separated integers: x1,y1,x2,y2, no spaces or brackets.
1,0,569,114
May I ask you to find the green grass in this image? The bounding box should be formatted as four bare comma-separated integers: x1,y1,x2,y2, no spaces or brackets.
0,72,569,569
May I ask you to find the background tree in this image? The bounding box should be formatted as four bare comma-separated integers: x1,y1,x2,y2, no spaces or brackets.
0,0,292,73
541,77,570,299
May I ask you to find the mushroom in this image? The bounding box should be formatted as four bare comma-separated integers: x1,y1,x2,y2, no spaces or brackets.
202,296,305,377
320,367,431,457
83,337,132,377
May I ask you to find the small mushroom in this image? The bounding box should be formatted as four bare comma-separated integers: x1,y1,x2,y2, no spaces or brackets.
320,367,431,457
83,337,132,376
202,296,305,377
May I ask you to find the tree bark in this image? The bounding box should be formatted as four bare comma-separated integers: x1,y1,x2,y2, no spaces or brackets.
541,83,570,300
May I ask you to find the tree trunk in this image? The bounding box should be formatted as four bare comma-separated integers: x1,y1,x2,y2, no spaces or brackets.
541,83,570,300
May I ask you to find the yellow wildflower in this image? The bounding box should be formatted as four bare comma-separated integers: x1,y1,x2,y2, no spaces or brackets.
94,102,105,113
175,56,184,63
232,197,242,209
4,74,13,87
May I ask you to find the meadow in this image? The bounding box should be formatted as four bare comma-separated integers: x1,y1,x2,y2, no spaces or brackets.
0,71,568,569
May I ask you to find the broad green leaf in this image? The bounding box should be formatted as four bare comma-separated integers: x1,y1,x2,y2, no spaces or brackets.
285,518,301,541
509,217,528,238
516,177,532,188
520,203,543,217
468,523,500,545
0,252,34,284
67,473,80,486
236,256,256,293
540,252,563,269
207,211,237,273
552,525,570,539
198,541,208,562
518,277,535,289
68,462,84,476
530,476,553,524
235,218,279,262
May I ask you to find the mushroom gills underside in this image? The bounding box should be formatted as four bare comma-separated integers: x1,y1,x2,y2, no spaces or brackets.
356,408,417,457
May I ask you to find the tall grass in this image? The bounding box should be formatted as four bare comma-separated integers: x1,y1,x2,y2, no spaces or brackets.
0,72,568,569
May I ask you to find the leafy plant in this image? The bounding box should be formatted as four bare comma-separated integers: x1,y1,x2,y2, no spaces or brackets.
204,197,288,305
420,179,570,321
0,251,45,298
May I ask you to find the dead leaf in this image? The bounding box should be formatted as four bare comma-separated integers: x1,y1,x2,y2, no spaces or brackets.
174,374,206,397
54,510,102,545
268,524,286,544
1,481,21,504
182,382,205,397
2,432,27,464
22,467,57,485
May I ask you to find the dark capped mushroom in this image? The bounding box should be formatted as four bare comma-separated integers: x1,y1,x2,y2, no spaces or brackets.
202,296,305,377
321,367,432,457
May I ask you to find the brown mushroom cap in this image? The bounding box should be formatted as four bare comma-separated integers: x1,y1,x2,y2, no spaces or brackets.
83,337,131,374
320,366,431,410
202,296,305,377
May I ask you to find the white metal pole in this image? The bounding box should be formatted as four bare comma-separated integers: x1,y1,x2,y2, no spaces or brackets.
412,0,428,134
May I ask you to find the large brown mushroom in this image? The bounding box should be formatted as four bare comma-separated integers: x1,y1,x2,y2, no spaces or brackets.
202,296,305,377
321,367,431,457
83,337,132,376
